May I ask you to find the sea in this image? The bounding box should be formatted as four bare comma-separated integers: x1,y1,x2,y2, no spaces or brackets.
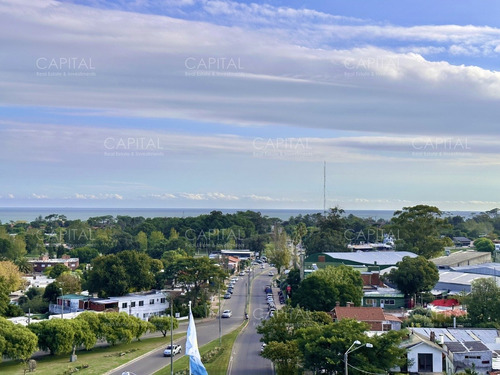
0,207,479,223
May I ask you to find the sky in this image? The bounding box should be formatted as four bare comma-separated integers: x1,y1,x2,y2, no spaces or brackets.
1,0,500,211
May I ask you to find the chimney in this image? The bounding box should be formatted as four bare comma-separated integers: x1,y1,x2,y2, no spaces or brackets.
430,331,436,342
346,302,353,308
439,334,444,345
336,302,340,307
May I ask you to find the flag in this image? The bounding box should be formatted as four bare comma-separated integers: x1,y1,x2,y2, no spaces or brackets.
186,303,208,375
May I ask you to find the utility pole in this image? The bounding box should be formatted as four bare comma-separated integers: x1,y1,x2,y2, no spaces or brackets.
323,161,326,216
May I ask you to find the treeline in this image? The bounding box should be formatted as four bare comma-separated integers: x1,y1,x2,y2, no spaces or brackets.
0,311,178,362
1,210,277,261
281,205,500,258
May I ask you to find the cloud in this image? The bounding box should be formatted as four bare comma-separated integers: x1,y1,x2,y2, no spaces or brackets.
31,193,48,199
8,194,14,199
73,193,124,200
0,1,500,137
244,194,274,201
149,193,177,200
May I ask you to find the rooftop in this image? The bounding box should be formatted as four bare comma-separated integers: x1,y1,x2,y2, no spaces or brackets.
437,270,500,286
432,250,491,267
446,341,489,353
451,263,500,276
321,251,417,265
334,306,386,321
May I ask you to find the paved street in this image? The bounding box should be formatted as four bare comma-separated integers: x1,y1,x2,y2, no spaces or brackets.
228,266,274,375
109,272,251,375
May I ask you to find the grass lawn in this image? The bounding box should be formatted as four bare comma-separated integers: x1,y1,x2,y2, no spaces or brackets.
154,322,245,375
0,333,184,375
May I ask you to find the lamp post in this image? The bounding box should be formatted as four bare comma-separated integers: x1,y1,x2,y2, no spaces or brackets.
344,340,373,375
59,287,64,319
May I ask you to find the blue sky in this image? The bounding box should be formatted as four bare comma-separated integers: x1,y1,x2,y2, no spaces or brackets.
1,0,500,211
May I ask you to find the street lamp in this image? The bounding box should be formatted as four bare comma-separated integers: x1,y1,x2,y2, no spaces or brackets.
344,340,373,375
59,287,64,319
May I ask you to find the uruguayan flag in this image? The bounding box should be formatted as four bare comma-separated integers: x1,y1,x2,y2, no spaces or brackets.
185,304,208,375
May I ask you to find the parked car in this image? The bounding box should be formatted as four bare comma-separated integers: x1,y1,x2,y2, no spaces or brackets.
231,277,239,281
221,309,232,318
268,271,274,276
164,344,182,357
239,271,245,276
260,343,267,353
227,288,233,294
223,293,231,299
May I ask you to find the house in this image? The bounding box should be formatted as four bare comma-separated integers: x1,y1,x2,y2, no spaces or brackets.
453,237,472,247
362,287,406,309
432,251,491,269
330,304,402,331
305,251,418,271
412,328,500,374
28,254,79,272
49,290,170,321
399,333,445,373
444,341,492,375
110,291,169,320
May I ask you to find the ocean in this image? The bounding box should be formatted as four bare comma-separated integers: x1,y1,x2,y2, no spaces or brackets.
0,207,478,223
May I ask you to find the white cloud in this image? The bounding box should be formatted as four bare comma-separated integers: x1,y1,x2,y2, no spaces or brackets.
73,193,123,200
244,194,274,201
149,193,177,200
0,1,500,137
31,193,48,199
8,194,14,199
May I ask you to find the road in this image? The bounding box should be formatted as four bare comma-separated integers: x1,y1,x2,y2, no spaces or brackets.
110,271,250,375
228,266,274,375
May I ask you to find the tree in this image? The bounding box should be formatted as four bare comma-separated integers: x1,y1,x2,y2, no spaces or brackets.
14,257,33,274
303,208,349,255
261,340,302,375
136,231,148,251
386,256,439,303
98,312,137,345
266,224,291,274
69,246,100,263
28,319,77,355
0,261,24,292
0,317,38,361
42,282,62,303
149,316,179,337
292,274,339,311
0,279,11,317
292,265,363,311
257,306,328,344
390,205,452,258
297,319,407,375
56,273,82,294
314,265,363,306
464,278,500,326
86,255,129,297
473,238,495,254
44,263,70,279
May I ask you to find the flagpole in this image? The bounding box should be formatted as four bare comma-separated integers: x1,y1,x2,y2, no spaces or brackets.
188,301,192,375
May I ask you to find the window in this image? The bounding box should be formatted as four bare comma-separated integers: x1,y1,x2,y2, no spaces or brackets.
41,264,46,267
143,313,147,318
418,353,433,372
139,300,144,307
122,302,127,308
131,302,136,308
160,298,166,303
382,323,392,331
365,299,377,306
383,299,395,305
149,299,155,305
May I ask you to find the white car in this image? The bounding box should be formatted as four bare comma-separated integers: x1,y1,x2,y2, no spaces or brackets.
268,271,274,276
221,309,232,318
163,344,182,357
239,271,245,276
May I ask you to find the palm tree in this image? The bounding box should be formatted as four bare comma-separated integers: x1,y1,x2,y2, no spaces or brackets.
14,257,33,274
